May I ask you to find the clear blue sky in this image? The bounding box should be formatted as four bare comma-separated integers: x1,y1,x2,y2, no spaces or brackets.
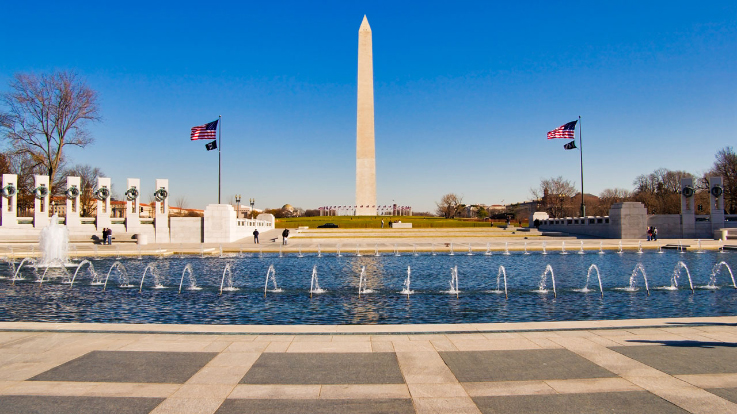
1,1,735,212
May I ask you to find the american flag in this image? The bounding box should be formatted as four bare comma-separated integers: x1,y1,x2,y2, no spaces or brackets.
547,120,577,139
191,120,218,140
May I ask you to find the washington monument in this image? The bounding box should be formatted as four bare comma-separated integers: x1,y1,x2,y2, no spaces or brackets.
355,15,376,216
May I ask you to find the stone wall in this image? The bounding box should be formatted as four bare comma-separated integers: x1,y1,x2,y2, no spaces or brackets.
609,202,648,239
170,217,203,243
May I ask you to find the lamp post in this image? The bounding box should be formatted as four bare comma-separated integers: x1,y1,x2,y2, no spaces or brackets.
235,194,241,219
249,198,255,219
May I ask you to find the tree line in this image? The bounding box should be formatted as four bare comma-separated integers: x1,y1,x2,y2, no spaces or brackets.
530,147,737,218
436,146,737,220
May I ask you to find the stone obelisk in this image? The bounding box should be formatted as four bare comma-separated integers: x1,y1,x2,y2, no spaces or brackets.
355,15,376,216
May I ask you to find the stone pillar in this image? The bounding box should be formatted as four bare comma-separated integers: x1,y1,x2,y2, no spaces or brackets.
709,176,725,235
125,178,141,232
65,176,81,228
33,175,50,228
609,202,648,239
680,177,696,238
95,177,112,230
1,174,18,228
154,179,170,243
355,15,377,216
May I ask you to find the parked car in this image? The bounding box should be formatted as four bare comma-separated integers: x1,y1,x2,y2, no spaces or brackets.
317,223,339,228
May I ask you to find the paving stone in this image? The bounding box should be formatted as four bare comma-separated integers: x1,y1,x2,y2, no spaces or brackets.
472,391,688,413
611,345,737,375
439,349,616,382
706,388,737,404
215,398,414,414
28,351,217,384
0,395,163,414
240,353,404,385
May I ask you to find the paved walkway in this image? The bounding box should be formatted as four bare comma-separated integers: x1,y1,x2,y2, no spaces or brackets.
1,317,737,413
0,227,731,258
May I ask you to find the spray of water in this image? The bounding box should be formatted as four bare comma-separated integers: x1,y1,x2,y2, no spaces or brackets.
309,265,325,296
708,262,736,289
264,264,282,295
69,260,100,287
219,263,237,294
178,263,200,294
448,266,459,297
536,264,557,298
401,266,413,295
103,261,131,290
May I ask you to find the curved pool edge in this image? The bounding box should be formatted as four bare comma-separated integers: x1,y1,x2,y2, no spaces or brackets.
2,315,735,335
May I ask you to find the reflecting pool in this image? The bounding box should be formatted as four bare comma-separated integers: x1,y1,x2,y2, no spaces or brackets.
1,250,735,325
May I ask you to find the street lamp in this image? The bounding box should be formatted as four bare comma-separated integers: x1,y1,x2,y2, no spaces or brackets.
249,198,255,219
235,194,241,219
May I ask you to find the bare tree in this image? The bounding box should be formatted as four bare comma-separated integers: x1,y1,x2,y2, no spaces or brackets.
435,193,463,218
709,147,737,213
596,188,632,215
530,176,577,218
0,71,100,193
632,168,692,214
173,196,187,216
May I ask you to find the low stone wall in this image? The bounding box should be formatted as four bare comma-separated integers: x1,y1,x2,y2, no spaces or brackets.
170,217,203,243
391,223,412,229
646,215,680,239
538,216,612,238
204,205,274,243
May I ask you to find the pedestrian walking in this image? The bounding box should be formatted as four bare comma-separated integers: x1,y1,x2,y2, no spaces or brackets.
253,229,259,244
653,227,658,241
381,219,384,228
282,228,290,245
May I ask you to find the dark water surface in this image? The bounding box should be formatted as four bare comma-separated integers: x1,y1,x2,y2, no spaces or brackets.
1,250,735,325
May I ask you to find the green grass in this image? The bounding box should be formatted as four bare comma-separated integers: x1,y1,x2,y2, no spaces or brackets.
276,216,528,229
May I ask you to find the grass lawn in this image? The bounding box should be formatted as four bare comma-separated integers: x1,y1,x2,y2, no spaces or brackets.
276,216,528,229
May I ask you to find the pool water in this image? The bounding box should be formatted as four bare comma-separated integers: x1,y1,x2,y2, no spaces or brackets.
1,250,735,325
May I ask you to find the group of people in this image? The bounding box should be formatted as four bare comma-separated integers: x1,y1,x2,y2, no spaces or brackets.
647,226,658,241
381,219,401,228
252,228,290,245
101,228,112,245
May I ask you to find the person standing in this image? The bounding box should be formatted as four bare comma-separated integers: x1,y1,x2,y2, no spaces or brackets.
647,227,652,241
106,228,113,245
101,228,107,245
282,228,290,245
253,229,259,244
381,219,384,228
653,227,658,241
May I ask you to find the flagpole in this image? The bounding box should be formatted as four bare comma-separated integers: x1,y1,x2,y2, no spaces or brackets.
579,115,585,217
218,115,222,204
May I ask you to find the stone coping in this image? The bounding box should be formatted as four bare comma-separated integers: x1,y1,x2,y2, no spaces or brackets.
1,316,735,335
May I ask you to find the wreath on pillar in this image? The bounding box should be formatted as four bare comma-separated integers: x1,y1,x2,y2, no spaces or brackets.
154,188,168,202
65,186,80,200
711,185,723,198
681,186,695,198
94,187,110,201
1,184,16,198
125,187,139,201
33,186,49,200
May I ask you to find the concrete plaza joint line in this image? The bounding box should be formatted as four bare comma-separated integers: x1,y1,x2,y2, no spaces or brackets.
0,317,736,413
